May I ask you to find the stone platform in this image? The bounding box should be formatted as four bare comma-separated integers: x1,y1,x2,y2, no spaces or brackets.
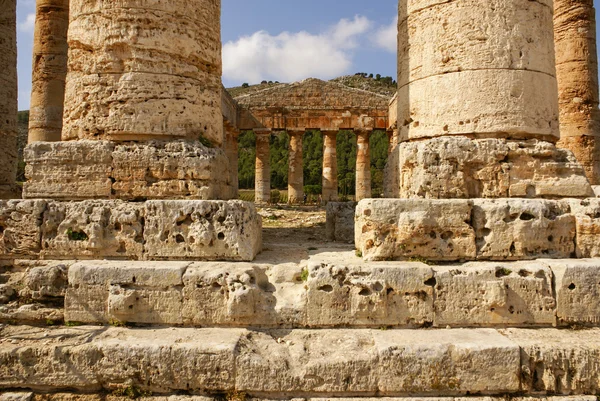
356,198,600,262
0,396,596,401
0,199,262,262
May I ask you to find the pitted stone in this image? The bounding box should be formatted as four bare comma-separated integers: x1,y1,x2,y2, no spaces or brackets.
567,199,600,258
325,202,356,243
0,200,46,259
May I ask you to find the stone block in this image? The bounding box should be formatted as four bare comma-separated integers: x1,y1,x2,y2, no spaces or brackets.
433,261,556,327
23,141,113,199
24,261,71,300
0,326,242,393
549,259,600,326
0,200,46,259
65,260,189,324
144,200,262,261
472,199,575,260
502,328,600,394
567,199,600,258
355,199,476,262
306,260,434,327
374,329,520,394
41,201,145,260
325,202,356,243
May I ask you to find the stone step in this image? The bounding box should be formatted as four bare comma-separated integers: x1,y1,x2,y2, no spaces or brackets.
1,394,597,401
355,198,600,262
2,256,600,328
1,325,599,396
0,199,262,262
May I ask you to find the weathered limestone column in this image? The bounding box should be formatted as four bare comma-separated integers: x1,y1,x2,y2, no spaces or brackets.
322,131,338,203
28,0,69,143
255,129,271,204
355,130,371,201
555,0,600,184
224,122,239,199
389,0,593,199
0,0,18,198
62,0,223,145
288,130,304,204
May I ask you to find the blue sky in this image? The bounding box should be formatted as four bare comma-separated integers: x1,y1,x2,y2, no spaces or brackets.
14,0,599,110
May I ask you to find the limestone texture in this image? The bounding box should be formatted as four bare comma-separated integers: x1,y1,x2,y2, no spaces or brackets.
288,131,304,204
356,131,372,201
223,124,240,199
551,259,600,325
322,131,338,203
0,0,18,197
0,200,46,259
398,0,559,141
566,198,600,257
255,130,271,204
392,137,593,199
63,0,223,145
144,200,262,261
28,0,69,143
433,262,556,327
325,202,356,243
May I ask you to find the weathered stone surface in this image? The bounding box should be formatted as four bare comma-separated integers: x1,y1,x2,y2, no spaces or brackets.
355,199,476,262
325,202,356,243
0,325,241,393
24,261,70,300
255,130,271,204
472,199,575,260
567,198,600,257
322,131,338,203
144,200,262,261
28,0,69,143
0,200,46,259
306,260,434,327
398,0,558,141
288,131,304,204
356,131,372,201
0,393,33,401
111,141,233,200
550,259,600,326
41,201,145,260
63,0,223,145
23,141,113,200
502,328,600,394
433,262,556,327
393,137,593,199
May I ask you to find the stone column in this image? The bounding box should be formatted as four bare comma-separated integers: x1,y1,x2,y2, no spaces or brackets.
322,131,338,204
0,0,18,198
63,0,223,145
224,122,239,199
393,0,593,199
555,0,600,185
255,129,271,204
355,130,371,201
288,130,304,204
28,0,69,143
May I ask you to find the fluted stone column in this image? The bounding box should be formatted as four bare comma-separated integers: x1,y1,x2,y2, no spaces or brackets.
288,130,304,204
355,130,371,202
63,0,223,145
28,0,69,143
0,0,18,198
555,0,600,184
390,0,593,199
224,123,239,199
255,129,271,204
322,131,338,204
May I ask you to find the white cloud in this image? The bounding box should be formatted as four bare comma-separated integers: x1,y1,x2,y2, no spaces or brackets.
18,12,35,33
222,15,372,84
373,16,397,53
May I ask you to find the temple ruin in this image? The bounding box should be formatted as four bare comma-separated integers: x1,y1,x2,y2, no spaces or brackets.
2,0,600,399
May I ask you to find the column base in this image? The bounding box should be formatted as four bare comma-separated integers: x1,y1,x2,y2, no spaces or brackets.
23,140,235,200
387,136,594,199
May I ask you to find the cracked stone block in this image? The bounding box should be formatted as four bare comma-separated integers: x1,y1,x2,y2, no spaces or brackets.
566,199,600,258
502,328,600,394
375,329,520,394
433,261,556,327
41,201,145,260
472,199,575,260
355,199,476,262
325,202,356,243
548,259,600,326
65,260,189,324
306,260,434,327
144,200,262,261
0,200,46,259
24,261,71,300
111,141,233,200
23,141,113,200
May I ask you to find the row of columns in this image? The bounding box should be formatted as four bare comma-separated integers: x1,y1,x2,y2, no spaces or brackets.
254,130,382,204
